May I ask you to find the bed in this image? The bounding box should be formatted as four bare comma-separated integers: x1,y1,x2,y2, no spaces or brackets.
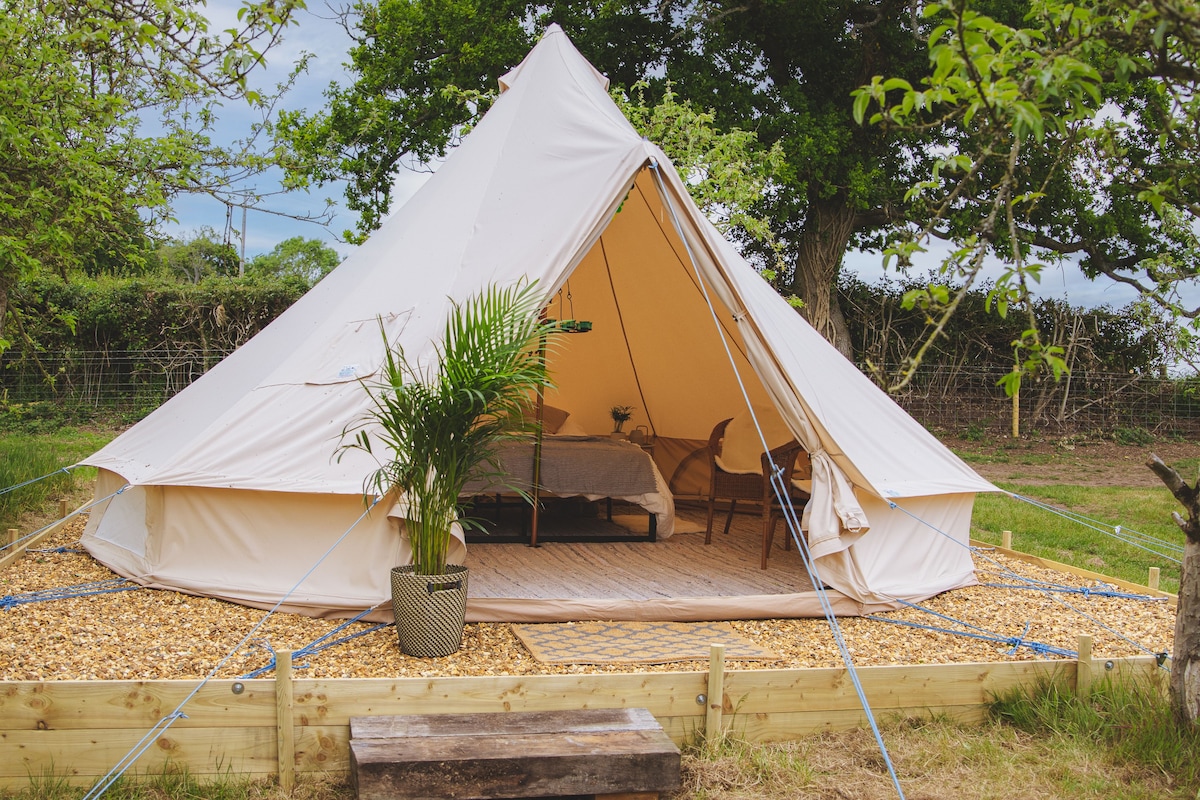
462,434,677,543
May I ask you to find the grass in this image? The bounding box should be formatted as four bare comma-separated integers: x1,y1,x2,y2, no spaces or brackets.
0,428,115,532
0,766,353,800
973,484,1186,593
673,675,1199,798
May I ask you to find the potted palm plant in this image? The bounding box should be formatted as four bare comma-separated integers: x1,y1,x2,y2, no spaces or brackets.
343,282,557,657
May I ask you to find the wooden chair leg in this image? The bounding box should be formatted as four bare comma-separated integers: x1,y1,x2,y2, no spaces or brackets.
782,496,807,551
761,511,776,570
722,499,736,536
705,495,716,544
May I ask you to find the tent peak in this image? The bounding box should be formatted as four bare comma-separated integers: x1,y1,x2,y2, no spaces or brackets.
498,24,610,94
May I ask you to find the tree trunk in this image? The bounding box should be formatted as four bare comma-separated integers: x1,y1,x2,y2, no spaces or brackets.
0,278,9,350
1146,453,1200,726
1175,538,1200,726
789,195,857,359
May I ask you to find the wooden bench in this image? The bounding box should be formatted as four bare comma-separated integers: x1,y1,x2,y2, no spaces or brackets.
350,708,681,800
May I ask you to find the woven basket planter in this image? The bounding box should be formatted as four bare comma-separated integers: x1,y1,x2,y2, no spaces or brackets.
390,564,469,658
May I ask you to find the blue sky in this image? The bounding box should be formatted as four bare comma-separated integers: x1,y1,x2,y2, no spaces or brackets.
177,3,1153,312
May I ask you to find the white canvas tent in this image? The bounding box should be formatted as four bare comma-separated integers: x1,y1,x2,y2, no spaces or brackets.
81,25,997,623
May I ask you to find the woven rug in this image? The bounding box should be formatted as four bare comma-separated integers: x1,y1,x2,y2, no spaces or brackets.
611,515,705,535
512,620,780,664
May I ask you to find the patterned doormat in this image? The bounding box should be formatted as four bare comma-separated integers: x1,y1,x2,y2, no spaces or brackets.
512,620,781,664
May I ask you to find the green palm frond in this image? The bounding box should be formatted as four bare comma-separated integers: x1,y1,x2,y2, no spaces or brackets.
340,281,559,574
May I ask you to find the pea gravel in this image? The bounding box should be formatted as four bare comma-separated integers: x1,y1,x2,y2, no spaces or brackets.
0,517,1175,682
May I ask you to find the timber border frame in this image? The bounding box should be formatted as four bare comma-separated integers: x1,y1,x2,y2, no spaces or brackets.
0,523,1175,788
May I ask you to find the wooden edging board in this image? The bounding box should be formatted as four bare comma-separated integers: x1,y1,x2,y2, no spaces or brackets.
0,648,1163,787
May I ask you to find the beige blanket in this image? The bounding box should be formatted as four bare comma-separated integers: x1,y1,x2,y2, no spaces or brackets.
465,436,657,497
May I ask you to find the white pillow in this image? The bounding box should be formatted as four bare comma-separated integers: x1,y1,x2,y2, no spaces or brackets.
554,416,589,436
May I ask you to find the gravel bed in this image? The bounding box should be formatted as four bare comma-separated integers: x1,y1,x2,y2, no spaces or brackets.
0,517,1175,682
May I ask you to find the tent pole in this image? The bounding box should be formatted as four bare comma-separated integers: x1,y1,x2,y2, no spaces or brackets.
529,325,547,547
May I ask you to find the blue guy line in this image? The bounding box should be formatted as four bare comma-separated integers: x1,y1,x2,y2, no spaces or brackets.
2,580,138,610
886,500,1172,669
980,582,1166,601
241,608,390,679
1,485,130,554
867,614,1078,659
868,597,1078,659
0,466,76,497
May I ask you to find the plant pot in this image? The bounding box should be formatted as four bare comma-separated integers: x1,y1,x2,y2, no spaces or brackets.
390,564,469,657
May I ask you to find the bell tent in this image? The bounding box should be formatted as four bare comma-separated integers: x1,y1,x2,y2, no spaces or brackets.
81,25,997,622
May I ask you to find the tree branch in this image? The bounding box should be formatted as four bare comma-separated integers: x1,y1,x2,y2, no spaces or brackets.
1147,453,1200,544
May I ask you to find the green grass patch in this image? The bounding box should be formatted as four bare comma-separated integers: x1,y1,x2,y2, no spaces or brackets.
0,764,352,800
674,695,1195,799
973,484,1185,593
0,428,115,531
990,675,1200,796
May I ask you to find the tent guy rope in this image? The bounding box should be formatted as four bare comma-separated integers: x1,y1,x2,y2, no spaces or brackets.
649,160,907,800
0,485,129,555
1010,492,1184,563
0,465,77,497
886,500,1172,669
240,606,390,679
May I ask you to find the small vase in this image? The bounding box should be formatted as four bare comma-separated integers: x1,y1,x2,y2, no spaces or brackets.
390,564,469,657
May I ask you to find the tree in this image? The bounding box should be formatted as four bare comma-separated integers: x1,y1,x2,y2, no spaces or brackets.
157,229,243,284
853,0,1200,392
1146,455,1200,726
0,0,306,352
273,1,950,356
613,82,785,265
853,0,1200,725
246,236,343,284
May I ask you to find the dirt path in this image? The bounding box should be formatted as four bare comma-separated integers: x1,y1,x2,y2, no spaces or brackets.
945,436,1199,487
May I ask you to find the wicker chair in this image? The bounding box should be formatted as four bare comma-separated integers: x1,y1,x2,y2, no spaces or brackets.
704,417,812,569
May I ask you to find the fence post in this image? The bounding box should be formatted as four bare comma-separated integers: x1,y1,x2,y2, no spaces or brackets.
1011,379,1020,439
706,644,726,739
58,498,69,520
276,650,295,793
1,528,24,570
1148,567,1161,592
1001,530,1013,551
1076,635,1093,698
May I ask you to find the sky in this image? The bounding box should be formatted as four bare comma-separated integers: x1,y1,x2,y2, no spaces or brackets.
177,3,1156,313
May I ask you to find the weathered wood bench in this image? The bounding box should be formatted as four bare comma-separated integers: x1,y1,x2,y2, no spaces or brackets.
350,708,681,800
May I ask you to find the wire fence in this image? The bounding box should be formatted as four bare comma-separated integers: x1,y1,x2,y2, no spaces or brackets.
0,347,236,417
884,363,1200,439
3,348,1199,437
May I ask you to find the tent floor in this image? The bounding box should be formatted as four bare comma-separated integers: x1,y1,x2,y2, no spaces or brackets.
463,506,865,622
